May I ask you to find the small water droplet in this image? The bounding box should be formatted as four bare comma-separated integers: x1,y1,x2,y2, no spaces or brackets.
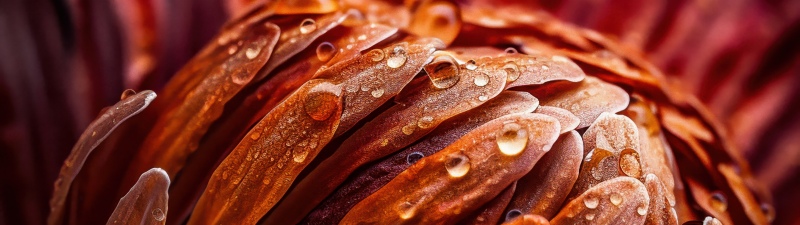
445,152,470,178
465,60,478,70
619,149,642,178
709,191,728,212
397,202,416,219
371,88,385,98
637,204,648,215
228,45,238,55
386,45,407,68
406,152,424,164
345,85,359,93
299,18,317,34
610,193,623,206
360,86,370,92
505,209,522,222
293,149,309,162
541,65,549,70
551,55,570,63
250,133,260,140
473,73,490,87
368,49,385,61
245,47,261,59
417,116,435,129
357,34,367,40
304,83,341,121
503,62,520,82
504,47,518,54
496,122,528,156
584,197,599,209
402,123,416,135
585,213,595,221
478,95,488,101
424,55,460,89
152,208,165,221
120,89,136,100
316,42,336,62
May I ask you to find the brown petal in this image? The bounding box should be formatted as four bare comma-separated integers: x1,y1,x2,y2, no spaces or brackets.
340,113,560,224
48,90,157,225
107,168,170,225
534,106,580,134
551,177,649,225
530,76,630,129
507,130,583,219
644,174,679,225
188,80,343,224
461,182,517,225
582,112,640,156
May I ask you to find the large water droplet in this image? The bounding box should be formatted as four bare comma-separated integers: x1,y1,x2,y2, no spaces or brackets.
245,47,261,59
709,191,728,212
505,209,522,222
371,88,385,98
465,60,478,70
496,122,528,156
386,45,407,68
636,204,648,216
304,83,341,121
299,18,317,34
504,47,518,54
397,202,416,219
445,152,470,178
402,123,416,135
503,62,520,82
152,208,165,221
584,196,599,209
407,152,424,164
120,89,136,100
619,149,642,178
368,49,385,62
316,42,336,62
415,116,435,130
474,73,489,87
424,55,460,89
610,193,623,206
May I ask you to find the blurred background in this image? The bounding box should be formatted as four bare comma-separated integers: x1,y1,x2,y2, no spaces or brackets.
0,0,797,224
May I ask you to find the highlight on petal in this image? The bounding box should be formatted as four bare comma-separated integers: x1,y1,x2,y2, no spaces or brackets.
107,168,170,225
48,90,157,225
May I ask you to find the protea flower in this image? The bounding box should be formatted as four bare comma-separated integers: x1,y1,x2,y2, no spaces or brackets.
7,0,790,225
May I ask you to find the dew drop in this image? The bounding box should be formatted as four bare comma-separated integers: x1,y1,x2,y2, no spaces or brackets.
551,55,570,63
465,60,478,70
505,209,522,222
249,132,260,140
120,89,136,100
478,95,488,101
619,149,642,178
496,122,528,156
637,204,648,216
386,45,407,68
228,45,238,55
368,49,385,62
585,213,595,221
316,42,336,62
293,148,309,163
424,55,460,89
541,65,549,70
473,73,490,87
245,47,261,59
709,191,728,212
584,196,599,209
299,18,317,34
417,116,435,129
406,152,424,164
357,34,367,40
402,123,416,135
152,208,165,221
394,202,416,220
371,88,385,98
610,193,623,206
445,152,470,178
304,83,341,121
504,47,518,54
503,62,520,82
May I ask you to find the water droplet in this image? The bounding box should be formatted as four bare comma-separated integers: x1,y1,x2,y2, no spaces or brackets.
445,152,470,178
610,193,623,206
402,123,416,135
424,55,460,89
120,89,136,100
371,88,385,98
357,34,367,40
541,65,549,70
245,47,261,59
152,208,165,221
504,47,518,54
478,96,488,101
709,191,728,212
406,152,424,164
397,202,416,219
585,213,595,221
417,116,435,129
293,148,309,162
299,18,317,34
465,60,478,70
503,62,520,82
505,209,522,222
584,196,599,209
228,45,238,55
368,49,385,61
386,45,407,68
473,73,490,87
637,204,648,216
250,133,260,140
345,85,359,93
619,149,642,178
316,42,336,62
496,122,528,156
304,83,341,121
360,86,370,92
